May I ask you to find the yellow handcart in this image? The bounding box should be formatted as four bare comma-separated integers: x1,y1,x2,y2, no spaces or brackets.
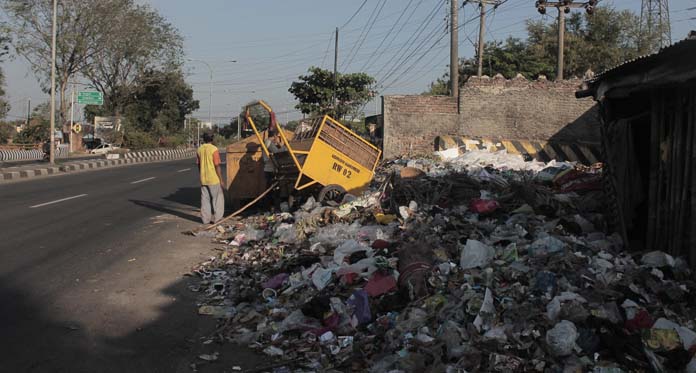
245,100,382,203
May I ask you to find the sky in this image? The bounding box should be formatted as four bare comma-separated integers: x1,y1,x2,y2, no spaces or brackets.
3,0,695,124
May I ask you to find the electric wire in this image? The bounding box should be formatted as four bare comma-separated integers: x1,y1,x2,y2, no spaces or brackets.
342,0,388,70
360,0,417,72
374,0,447,80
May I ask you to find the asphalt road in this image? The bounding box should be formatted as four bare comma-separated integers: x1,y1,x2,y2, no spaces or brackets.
0,157,266,372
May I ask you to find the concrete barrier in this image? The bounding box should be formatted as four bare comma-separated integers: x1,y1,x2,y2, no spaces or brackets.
1,148,196,182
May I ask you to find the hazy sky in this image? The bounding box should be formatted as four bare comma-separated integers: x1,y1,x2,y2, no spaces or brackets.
3,0,695,123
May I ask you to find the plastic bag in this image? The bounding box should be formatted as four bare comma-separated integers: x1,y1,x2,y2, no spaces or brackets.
347,289,371,325
311,267,333,290
460,239,495,269
311,222,362,247
641,251,676,267
273,223,297,244
333,239,369,265
528,235,565,256
546,320,578,356
473,288,495,332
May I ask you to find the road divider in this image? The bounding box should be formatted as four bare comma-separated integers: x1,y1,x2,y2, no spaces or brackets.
30,194,88,209
177,168,191,173
1,149,196,182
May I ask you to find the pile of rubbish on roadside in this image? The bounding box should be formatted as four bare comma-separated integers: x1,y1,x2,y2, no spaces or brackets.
190,149,696,372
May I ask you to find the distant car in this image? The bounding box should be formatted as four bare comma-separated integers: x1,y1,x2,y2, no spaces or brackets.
90,143,119,154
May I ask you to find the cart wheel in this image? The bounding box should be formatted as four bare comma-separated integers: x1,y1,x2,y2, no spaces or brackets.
318,184,346,204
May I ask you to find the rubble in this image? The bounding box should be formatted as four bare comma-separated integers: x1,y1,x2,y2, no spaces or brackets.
189,149,696,372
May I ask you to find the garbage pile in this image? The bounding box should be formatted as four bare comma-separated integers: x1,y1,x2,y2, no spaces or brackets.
191,150,696,372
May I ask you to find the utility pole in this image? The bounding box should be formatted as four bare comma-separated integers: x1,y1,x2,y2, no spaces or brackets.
640,0,671,51
450,0,459,99
237,113,241,141
25,98,31,128
465,1,502,77
535,1,594,81
333,27,339,115
69,85,75,154
49,0,57,164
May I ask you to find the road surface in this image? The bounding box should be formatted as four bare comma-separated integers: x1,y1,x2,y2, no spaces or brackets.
0,157,266,372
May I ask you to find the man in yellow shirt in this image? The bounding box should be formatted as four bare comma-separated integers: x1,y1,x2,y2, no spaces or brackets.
197,133,224,224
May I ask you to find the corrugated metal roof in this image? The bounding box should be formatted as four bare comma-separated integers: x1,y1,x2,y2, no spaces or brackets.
588,36,696,84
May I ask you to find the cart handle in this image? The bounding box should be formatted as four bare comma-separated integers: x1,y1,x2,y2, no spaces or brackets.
244,100,302,171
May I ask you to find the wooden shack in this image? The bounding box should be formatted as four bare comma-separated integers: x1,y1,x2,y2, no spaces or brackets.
578,36,696,267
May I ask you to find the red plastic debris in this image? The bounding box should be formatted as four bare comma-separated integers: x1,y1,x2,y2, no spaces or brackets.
625,309,654,331
364,272,397,297
469,199,500,214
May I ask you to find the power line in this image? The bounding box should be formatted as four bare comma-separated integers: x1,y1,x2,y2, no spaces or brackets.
381,1,508,91
342,0,388,70
341,0,369,29
360,0,417,72
320,31,334,69
378,2,450,87
374,0,447,81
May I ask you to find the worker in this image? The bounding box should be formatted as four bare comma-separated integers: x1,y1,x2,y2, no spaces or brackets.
197,133,224,224
263,130,284,184
263,130,285,208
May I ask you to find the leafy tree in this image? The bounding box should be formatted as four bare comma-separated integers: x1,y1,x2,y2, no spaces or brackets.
117,69,198,147
0,122,14,143
289,67,375,120
526,7,644,78
82,0,183,117
425,5,654,94
0,34,10,121
14,102,52,143
2,0,123,131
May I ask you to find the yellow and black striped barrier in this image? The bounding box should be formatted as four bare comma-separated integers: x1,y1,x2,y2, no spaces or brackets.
435,135,601,165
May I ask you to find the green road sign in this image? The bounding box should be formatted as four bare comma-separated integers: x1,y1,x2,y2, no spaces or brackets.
77,91,103,105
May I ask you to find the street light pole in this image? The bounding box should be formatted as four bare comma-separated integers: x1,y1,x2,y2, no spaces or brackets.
187,59,212,147
49,0,57,164
69,84,75,154
187,58,237,147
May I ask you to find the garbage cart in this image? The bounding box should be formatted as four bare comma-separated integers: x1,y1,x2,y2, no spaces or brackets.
245,100,381,203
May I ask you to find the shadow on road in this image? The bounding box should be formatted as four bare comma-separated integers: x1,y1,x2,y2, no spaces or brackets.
0,274,267,373
129,199,201,223
162,187,201,209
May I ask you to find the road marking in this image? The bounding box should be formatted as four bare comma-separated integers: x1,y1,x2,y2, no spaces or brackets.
30,194,88,209
131,177,156,184
177,168,191,173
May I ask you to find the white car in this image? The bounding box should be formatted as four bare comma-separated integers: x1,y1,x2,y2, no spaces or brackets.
90,143,119,154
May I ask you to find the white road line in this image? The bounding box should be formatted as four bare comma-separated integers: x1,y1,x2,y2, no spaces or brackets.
130,177,156,184
30,194,88,209
177,168,191,173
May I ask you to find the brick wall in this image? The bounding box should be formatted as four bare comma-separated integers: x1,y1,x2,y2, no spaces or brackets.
382,95,459,158
382,75,600,158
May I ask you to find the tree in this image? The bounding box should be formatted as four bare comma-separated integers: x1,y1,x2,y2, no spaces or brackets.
2,0,122,131
81,0,183,117
424,5,654,94
118,69,199,147
14,102,52,143
289,67,375,120
0,34,10,121
526,7,644,78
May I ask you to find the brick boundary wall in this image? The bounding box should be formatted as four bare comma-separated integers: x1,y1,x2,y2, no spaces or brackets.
382,75,600,159
383,95,459,158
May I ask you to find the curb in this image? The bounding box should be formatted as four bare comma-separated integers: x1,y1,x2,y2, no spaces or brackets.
0,149,195,182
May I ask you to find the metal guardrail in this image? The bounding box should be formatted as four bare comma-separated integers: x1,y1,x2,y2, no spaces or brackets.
0,145,69,162
0,147,195,162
